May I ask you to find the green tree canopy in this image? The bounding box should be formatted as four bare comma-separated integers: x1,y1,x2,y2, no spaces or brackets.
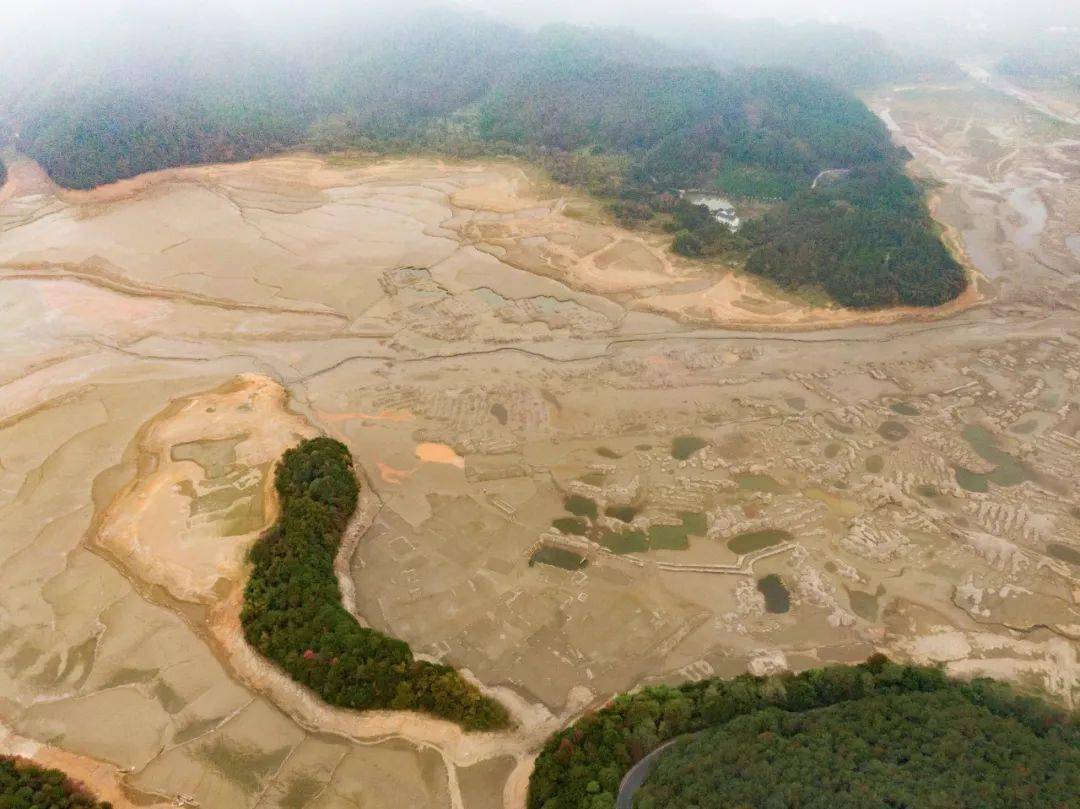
636,690,1079,809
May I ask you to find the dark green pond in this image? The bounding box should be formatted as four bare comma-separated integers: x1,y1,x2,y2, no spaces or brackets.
865,455,884,474
648,524,690,550
646,511,708,551
671,435,708,460
552,516,589,535
490,403,508,425
530,545,587,570
890,402,920,416
954,425,1033,493
757,575,790,613
727,528,792,555
735,474,784,494
1046,542,1080,565
564,494,598,519
599,528,649,554
679,511,708,536
605,504,640,523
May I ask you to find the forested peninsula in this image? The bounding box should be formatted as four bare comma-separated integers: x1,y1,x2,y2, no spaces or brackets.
5,10,964,308
241,437,509,730
526,656,1079,809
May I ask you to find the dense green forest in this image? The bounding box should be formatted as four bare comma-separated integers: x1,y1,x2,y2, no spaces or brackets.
743,166,966,307
241,437,509,730
526,655,1078,809
4,6,964,308
0,757,111,809
635,690,1079,808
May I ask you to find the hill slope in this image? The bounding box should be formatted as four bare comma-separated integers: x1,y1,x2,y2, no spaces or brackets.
6,8,964,309
636,690,1079,808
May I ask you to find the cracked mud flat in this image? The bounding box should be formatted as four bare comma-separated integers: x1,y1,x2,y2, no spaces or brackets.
1,77,1079,808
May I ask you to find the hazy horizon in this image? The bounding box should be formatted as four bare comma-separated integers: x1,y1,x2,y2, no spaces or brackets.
3,0,1079,44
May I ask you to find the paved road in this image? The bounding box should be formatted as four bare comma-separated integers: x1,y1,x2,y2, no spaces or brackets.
615,734,696,809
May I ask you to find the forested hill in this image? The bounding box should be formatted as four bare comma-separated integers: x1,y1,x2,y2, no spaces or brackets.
11,12,893,197
634,690,1079,808
5,7,965,309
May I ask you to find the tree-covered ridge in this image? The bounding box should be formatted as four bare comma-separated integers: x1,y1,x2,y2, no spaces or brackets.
241,437,510,731
0,757,111,809
478,55,897,200
526,656,1078,809
635,690,1079,809
743,165,967,308
8,9,965,309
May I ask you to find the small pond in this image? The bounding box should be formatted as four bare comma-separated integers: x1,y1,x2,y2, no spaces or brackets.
890,402,920,416
757,575,791,613
953,425,1033,492
564,494,598,519
530,545,587,570
735,474,785,494
1046,542,1080,565
727,528,793,555
671,435,708,460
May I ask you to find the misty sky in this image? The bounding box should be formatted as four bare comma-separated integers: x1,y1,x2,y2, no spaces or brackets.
5,0,1080,27
1,0,1077,56
458,0,1080,29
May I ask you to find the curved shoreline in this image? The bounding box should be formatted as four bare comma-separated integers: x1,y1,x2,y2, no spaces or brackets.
76,372,586,807
0,149,985,336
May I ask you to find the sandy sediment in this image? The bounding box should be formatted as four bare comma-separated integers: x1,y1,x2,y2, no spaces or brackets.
93,374,317,604
89,371,583,804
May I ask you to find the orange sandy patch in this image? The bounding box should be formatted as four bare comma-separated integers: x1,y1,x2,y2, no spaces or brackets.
415,442,465,469
93,374,316,603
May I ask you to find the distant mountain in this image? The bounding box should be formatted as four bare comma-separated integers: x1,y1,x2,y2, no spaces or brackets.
632,15,959,89
3,6,964,310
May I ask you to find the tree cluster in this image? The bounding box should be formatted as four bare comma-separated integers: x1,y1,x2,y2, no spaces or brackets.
241,437,509,731
666,199,745,258
526,655,1078,809
742,165,967,308
636,690,1079,808
0,757,111,809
